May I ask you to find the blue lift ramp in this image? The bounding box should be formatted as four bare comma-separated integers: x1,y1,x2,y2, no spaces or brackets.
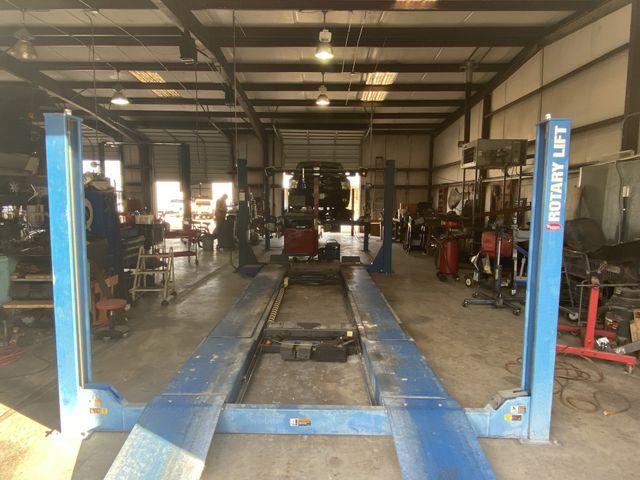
108,263,494,480
106,265,285,480
344,267,495,479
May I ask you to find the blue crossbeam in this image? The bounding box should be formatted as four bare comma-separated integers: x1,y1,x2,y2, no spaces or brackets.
106,265,284,480
217,404,391,435
344,267,495,479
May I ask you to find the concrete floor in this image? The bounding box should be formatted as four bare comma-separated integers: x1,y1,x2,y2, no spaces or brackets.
1,234,640,479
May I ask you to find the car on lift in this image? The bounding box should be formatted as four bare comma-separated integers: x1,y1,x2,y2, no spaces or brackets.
287,161,352,230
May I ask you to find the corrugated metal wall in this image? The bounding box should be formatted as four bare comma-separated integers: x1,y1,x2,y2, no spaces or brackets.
281,130,363,169
152,136,232,183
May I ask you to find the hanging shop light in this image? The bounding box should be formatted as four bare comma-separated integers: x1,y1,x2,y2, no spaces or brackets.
314,12,334,61
179,29,197,65
110,71,130,105
316,85,330,106
9,13,37,61
110,87,130,105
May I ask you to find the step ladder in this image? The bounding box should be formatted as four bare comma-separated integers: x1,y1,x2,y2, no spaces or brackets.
130,247,176,306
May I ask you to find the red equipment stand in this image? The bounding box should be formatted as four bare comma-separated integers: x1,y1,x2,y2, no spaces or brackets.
282,212,319,257
556,279,637,373
164,222,200,264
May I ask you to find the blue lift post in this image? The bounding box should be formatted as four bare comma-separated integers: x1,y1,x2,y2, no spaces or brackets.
521,117,572,442
45,113,93,435
464,117,572,441
45,113,143,435
367,159,394,274
45,114,571,476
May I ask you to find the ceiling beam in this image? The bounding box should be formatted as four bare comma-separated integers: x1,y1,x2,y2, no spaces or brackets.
193,26,543,48
0,52,144,142
0,26,545,48
133,121,436,131
117,110,448,120
63,80,478,92
235,62,504,73
153,0,266,144
0,0,154,9
90,97,463,107
434,0,630,136
184,0,599,11
0,0,598,10
28,61,504,74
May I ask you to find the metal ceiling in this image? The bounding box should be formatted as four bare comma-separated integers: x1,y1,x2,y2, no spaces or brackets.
0,0,616,142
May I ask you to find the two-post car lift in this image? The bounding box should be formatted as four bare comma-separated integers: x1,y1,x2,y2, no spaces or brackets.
44,112,571,479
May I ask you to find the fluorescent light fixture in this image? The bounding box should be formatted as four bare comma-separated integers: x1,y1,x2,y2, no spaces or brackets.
110,86,130,105
361,72,397,102
360,91,388,102
129,70,166,83
9,29,37,60
151,89,181,98
316,85,330,106
315,29,334,61
365,72,398,85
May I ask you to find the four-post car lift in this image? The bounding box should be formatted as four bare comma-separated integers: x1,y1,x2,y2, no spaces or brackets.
44,112,571,479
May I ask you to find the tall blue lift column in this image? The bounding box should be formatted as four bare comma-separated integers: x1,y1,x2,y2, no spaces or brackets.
367,160,394,274
45,113,93,435
521,117,572,442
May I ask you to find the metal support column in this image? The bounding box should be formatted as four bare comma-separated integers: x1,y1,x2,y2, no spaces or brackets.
237,158,258,268
363,183,372,253
263,171,271,250
622,0,640,152
367,160,394,274
45,113,93,435
138,143,153,211
98,141,106,177
521,117,572,442
179,143,191,226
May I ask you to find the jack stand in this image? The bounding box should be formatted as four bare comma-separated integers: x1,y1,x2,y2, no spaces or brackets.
557,277,636,372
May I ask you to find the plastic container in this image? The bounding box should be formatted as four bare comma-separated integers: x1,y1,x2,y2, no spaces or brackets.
0,256,18,304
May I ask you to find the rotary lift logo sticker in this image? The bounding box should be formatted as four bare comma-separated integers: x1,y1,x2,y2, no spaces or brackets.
289,417,312,427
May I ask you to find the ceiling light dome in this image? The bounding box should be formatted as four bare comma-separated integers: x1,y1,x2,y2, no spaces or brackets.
9,29,37,60
316,85,330,106
315,28,334,61
110,86,130,106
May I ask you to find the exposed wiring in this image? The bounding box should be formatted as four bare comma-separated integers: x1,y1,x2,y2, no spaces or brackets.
340,11,353,75
233,9,238,163
504,355,632,416
345,11,366,106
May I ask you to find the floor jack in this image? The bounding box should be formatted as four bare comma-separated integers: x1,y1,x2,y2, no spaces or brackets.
557,275,637,373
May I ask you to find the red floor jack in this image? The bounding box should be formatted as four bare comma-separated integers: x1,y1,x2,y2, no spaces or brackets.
557,275,637,373
435,217,461,281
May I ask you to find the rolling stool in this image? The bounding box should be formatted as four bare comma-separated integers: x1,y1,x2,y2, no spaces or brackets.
95,298,130,340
